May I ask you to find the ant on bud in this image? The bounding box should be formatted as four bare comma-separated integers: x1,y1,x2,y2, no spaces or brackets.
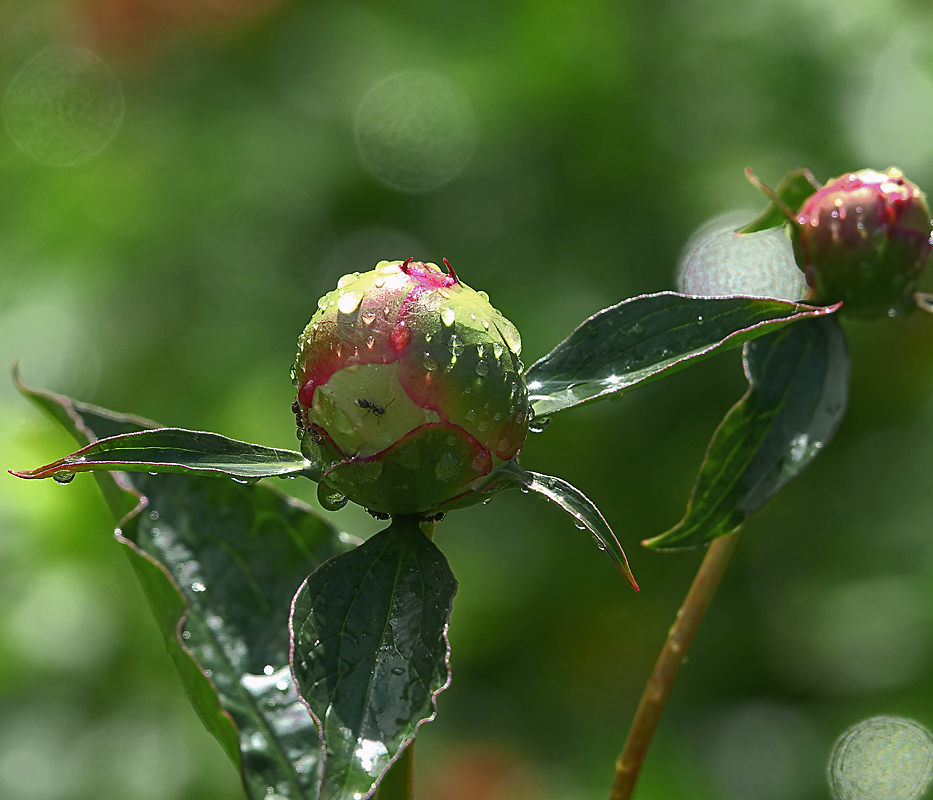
356,397,394,422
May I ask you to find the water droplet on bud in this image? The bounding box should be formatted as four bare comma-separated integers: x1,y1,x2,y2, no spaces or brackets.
337,290,363,315
390,323,411,350
441,307,456,326
53,470,75,485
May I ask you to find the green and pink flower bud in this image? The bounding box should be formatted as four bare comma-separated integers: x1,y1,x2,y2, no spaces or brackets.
792,167,933,316
292,259,531,515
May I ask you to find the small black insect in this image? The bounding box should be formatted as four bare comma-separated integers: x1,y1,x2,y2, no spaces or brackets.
355,397,394,421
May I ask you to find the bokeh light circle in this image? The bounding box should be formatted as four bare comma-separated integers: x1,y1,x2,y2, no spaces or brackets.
354,70,478,193
677,211,807,301
828,716,933,800
2,45,125,167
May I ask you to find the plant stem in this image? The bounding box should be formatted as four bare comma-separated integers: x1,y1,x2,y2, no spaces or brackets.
374,742,414,800
609,529,743,800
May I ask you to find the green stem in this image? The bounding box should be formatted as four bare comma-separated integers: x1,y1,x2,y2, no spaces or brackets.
609,529,743,800
374,742,414,800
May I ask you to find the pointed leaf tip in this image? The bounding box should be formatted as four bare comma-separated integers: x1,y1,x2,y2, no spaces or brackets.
500,463,638,591
10,427,313,483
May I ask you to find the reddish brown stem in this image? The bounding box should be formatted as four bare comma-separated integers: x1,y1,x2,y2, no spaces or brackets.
609,530,743,800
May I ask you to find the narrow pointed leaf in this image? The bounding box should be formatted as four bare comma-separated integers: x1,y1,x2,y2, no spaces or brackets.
644,315,849,551
525,292,839,417
499,462,638,591
11,427,316,482
16,377,356,799
736,167,822,233
290,516,457,800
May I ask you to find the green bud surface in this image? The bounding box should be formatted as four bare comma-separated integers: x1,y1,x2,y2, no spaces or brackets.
293,260,531,515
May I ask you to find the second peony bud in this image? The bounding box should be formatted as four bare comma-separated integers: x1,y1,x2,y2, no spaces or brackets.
792,167,933,316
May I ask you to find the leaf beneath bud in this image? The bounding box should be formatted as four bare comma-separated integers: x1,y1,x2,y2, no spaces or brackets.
290,517,457,800
644,314,849,551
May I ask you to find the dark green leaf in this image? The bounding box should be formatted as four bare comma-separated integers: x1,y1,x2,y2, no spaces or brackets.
736,166,822,233
644,315,849,551
291,516,457,800
498,462,638,591
525,292,839,417
16,376,356,799
11,427,316,482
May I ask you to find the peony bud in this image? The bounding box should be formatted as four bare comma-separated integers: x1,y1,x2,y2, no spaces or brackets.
292,260,531,515
792,167,933,316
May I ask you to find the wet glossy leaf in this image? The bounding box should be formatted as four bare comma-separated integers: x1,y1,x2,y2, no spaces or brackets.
16,377,356,799
498,462,638,591
11,427,316,482
644,315,849,551
291,516,456,800
525,292,839,417
737,166,822,233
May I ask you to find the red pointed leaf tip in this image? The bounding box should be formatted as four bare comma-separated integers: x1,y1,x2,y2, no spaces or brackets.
793,167,933,317
292,260,531,515
442,257,460,284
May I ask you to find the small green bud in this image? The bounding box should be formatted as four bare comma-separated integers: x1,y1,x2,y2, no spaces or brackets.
292,259,531,515
792,167,933,316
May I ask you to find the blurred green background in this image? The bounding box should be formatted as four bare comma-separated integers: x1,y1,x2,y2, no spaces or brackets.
4,1,933,798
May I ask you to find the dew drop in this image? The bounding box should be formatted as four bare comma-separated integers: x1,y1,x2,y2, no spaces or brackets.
337,290,364,315
465,409,476,421
498,318,522,355
337,272,359,289
696,315,704,325
366,335,376,349
374,276,385,288
317,296,328,311
362,311,377,325
390,667,405,676
448,334,463,356
435,452,459,482
263,664,275,676
441,307,456,326
492,342,504,359
390,323,411,350
52,471,75,485
191,582,206,593
478,420,489,432
423,354,439,371
475,360,489,376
